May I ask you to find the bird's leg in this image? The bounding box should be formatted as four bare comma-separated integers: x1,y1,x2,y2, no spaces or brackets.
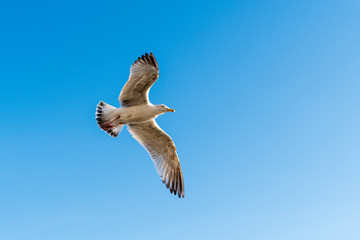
101,115,121,130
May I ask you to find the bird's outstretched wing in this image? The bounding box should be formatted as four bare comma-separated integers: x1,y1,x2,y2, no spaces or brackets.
119,53,159,107
127,120,185,198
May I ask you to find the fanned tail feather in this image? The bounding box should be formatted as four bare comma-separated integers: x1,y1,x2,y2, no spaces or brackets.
96,101,124,137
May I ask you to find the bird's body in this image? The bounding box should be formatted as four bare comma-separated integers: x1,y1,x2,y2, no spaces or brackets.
119,104,159,124
95,53,184,198
101,104,167,126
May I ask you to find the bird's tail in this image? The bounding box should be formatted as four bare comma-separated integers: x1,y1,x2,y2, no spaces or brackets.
96,101,124,137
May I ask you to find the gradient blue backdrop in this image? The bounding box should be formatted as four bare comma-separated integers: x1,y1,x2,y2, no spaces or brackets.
1,0,360,239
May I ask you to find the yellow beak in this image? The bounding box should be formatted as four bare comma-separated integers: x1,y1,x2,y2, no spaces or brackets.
168,109,175,112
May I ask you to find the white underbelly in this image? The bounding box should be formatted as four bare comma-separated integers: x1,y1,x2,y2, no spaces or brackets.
117,105,155,124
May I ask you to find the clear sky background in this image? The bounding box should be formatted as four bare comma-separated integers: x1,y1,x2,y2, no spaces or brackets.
1,0,360,239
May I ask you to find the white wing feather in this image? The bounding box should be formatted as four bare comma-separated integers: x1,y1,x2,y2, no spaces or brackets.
127,120,185,198
119,53,159,107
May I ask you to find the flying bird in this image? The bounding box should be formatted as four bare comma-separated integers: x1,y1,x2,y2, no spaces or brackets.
95,53,184,198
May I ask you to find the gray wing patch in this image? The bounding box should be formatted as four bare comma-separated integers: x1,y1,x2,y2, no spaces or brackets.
119,53,159,107
127,120,185,198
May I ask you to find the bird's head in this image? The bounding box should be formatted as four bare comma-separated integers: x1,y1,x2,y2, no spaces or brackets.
156,104,175,114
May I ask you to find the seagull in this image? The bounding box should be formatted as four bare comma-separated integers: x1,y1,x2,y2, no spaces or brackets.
95,53,184,198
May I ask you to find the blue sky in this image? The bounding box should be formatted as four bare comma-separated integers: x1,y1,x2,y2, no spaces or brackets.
1,0,360,239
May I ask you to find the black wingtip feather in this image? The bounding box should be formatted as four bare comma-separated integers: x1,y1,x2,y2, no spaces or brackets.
132,52,158,69
160,168,184,198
